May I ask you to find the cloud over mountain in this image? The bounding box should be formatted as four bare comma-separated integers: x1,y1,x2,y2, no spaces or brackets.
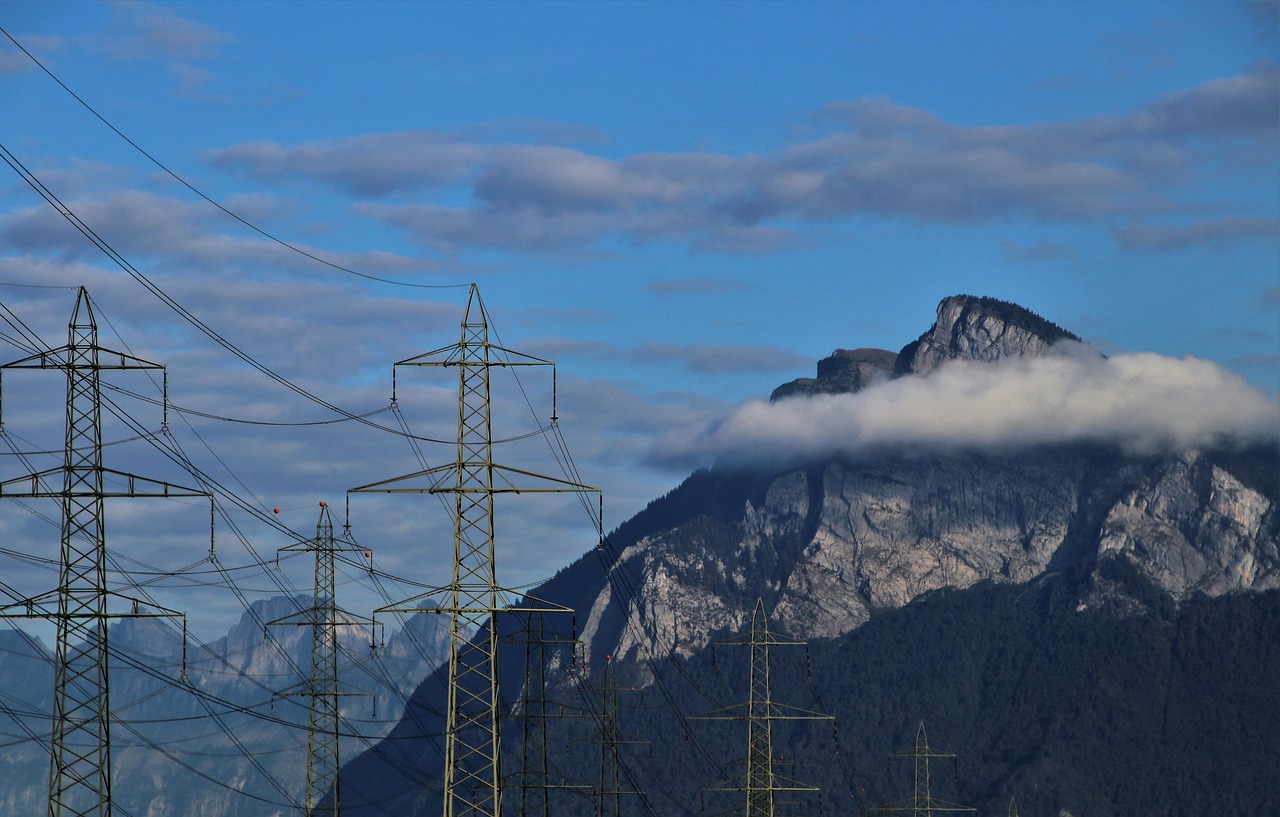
655,345,1280,470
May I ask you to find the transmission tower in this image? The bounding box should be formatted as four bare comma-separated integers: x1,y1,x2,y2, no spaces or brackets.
876,723,975,817
694,598,832,817
268,501,375,817
586,656,648,817
350,284,597,817
0,287,211,817
508,612,583,817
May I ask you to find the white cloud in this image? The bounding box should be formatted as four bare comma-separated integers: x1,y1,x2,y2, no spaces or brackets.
655,346,1280,470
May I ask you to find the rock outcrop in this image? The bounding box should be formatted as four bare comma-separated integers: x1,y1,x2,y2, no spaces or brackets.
895,294,1080,376
770,347,897,400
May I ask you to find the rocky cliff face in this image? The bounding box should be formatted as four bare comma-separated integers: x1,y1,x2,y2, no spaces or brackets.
771,347,897,400
895,294,1081,376
575,295,1277,665
583,445,1277,664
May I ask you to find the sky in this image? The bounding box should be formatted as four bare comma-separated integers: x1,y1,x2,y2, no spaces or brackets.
0,0,1276,639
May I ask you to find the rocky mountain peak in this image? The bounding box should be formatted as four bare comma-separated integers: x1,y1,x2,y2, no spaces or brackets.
895,294,1081,376
770,347,897,401
770,295,1082,401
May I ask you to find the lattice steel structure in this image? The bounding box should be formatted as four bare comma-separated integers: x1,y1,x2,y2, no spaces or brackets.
876,723,975,817
351,284,596,817
509,613,583,817
588,657,648,817
694,599,831,817
516,616,553,817
0,288,210,817
268,502,374,817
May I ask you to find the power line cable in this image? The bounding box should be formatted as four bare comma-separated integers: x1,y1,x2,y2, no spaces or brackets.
0,26,467,292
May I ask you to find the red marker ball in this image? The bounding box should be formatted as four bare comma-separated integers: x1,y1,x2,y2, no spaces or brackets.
273,508,280,514
319,501,326,507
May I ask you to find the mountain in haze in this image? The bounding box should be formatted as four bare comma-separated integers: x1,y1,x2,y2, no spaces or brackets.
338,294,1278,817
0,596,455,816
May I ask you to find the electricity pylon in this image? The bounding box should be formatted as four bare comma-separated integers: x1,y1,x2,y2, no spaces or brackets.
876,723,975,817
694,598,832,817
268,501,375,817
508,612,582,817
590,657,646,817
350,284,598,817
0,287,211,817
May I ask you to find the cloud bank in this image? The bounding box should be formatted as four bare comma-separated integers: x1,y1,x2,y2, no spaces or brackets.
655,347,1280,470
205,65,1279,257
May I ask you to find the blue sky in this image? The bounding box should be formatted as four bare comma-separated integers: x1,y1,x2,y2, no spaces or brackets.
0,1,1276,636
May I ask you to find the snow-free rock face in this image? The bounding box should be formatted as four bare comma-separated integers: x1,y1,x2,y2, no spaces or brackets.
579,445,1278,663
772,453,1083,638
1096,454,1278,599
895,294,1080,376
771,347,897,401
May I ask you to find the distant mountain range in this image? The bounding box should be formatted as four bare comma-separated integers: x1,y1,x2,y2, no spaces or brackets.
0,596,453,816
338,294,1278,817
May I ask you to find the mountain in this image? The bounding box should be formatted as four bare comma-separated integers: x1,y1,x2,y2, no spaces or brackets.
338,293,1278,817
0,596,454,816
573,295,1275,664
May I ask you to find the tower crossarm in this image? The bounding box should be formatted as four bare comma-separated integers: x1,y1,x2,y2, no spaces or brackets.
0,467,213,500
349,463,596,496
0,344,164,372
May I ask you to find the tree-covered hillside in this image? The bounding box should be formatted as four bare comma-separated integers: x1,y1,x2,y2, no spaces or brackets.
536,574,1279,817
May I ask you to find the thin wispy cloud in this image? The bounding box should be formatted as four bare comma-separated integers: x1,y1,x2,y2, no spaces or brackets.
104,2,232,62
0,187,436,276
0,34,64,75
646,277,749,296
622,341,807,376
1000,240,1079,265
1114,216,1280,252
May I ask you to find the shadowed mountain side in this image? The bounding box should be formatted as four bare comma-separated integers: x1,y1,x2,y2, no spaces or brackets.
336,294,1277,817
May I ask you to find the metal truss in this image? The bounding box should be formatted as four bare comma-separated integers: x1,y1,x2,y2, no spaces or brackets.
0,288,211,817
694,599,832,817
350,284,597,817
268,501,375,817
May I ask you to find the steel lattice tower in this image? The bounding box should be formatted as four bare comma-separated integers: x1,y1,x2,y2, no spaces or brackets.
511,613,579,817
877,723,975,817
351,284,596,817
516,617,552,817
594,658,623,817
269,502,374,817
694,599,831,817
0,288,210,817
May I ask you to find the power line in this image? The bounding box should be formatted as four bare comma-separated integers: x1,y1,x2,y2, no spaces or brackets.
0,26,467,292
